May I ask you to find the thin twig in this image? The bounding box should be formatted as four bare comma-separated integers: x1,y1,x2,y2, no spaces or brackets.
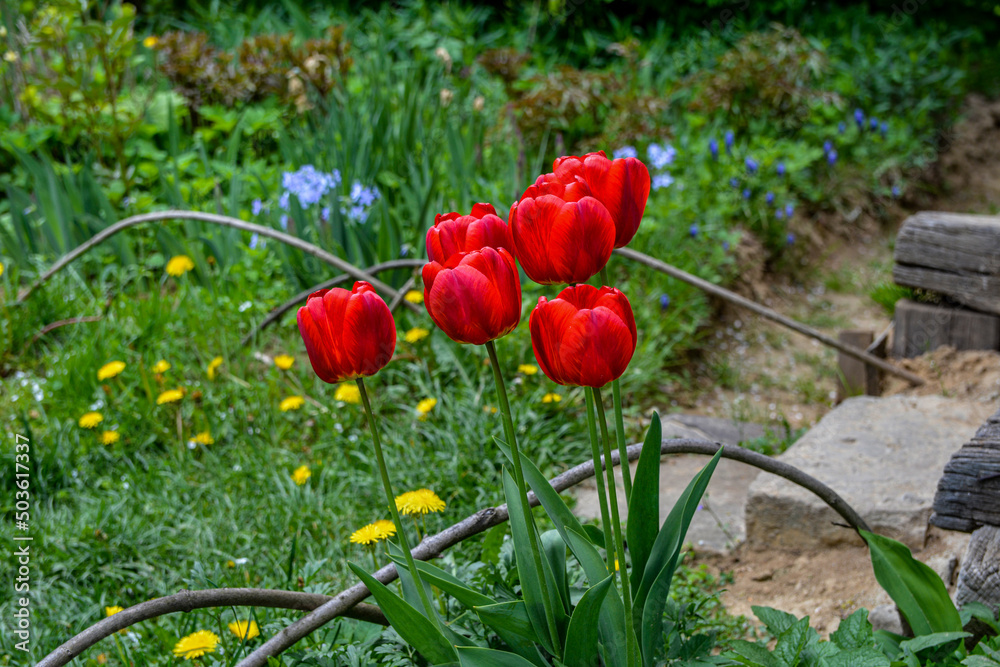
22,315,102,354
240,259,425,346
15,211,421,315
614,247,925,387
388,276,417,313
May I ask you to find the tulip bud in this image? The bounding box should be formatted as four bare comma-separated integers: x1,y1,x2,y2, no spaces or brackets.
422,247,521,345
529,284,637,387
297,282,396,383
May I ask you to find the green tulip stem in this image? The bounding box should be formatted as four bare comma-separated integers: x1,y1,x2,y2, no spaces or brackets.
594,385,636,663
485,339,562,657
584,387,615,560
600,265,633,501
355,377,441,632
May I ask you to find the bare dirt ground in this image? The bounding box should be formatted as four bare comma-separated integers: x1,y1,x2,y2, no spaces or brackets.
680,95,1000,635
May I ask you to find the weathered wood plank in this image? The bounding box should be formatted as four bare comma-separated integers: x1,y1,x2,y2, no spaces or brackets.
931,406,1000,531
838,330,875,399
892,299,1000,358
893,265,1000,316
895,212,1000,275
955,525,1000,614
893,212,1000,314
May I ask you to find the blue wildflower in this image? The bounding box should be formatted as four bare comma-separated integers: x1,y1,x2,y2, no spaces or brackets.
745,157,758,173
776,209,784,220
399,245,410,258
786,232,796,245
647,143,676,170
742,188,751,200
722,240,730,251
827,149,838,165
689,224,699,238
249,233,260,249
709,138,719,160
823,140,833,153
880,122,888,138
766,191,775,205
870,117,879,131
280,215,289,229
725,130,734,154
785,203,795,217
251,199,263,216
892,185,901,198
613,146,637,160
350,181,380,207
280,165,341,209
854,109,865,127
776,162,786,176
660,294,670,311
279,192,290,211
651,173,675,190
839,122,846,134
730,177,739,189
321,206,331,220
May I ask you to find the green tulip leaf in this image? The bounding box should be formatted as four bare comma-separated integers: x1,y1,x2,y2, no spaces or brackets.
563,575,616,667
347,562,458,665
474,601,540,642
564,528,629,667
861,531,963,635
456,646,541,667
541,529,571,610
626,411,662,594
386,552,496,608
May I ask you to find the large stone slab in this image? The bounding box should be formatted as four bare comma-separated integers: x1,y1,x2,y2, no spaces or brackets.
746,395,995,550
572,414,766,553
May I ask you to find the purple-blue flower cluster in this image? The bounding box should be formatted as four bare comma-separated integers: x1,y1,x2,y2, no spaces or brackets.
342,180,381,223
279,165,342,210
612,146,638,160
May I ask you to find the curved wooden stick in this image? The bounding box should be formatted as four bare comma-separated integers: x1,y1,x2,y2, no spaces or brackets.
614,247,924,387
240,259,425,345
15,211,421,314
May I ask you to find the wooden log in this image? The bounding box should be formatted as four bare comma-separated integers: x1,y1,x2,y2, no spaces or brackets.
893,212,1000,315
930,408,1000,532
837,330,874,400
865,329,888,396
892,299,1000,359
955,525,1000,614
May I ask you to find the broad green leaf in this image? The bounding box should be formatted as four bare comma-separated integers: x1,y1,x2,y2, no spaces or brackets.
541,529,571,611
873,630,904,660
861,531,963,634
963,657,1000,667
725,640,780,667
899,631,971,655
456,647,540,667
563,575,615,667
772,616,810,667
831,609,875,651
386,553,495,608
627,412,661,594
474,601,540,642
347,562,457,665
563,529,628,667
961,602,1000,634
824,648,891,667
752,605,799,637
637,448,723,664
502,469,556,655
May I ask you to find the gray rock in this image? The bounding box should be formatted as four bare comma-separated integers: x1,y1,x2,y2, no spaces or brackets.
572,414,765,554
956,525,1000,612
745,395,995,550
868,604,905,635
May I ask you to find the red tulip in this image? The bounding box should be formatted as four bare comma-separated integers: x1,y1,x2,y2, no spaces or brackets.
509,194,615,285
423,247,522,345
426,203,513,264
529,284,637,387
524,172,592,202
553,151,650,248
297,281,396,383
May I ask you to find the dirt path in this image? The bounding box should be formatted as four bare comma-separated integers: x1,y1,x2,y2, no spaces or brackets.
678,94,1000,635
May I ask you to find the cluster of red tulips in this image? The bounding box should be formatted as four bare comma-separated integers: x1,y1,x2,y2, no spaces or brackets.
298,149,650,388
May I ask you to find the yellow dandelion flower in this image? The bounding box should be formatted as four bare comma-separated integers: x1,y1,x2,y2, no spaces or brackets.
4,51,18,63
373,519,396,539
206,356,223,380
173,630,219,660
79,412,103,428
518,364,539,375
152,359,171,373
395,488,446,515
350,522,386,546
404,290,424,304
416,397,437,420
404,327,430,343
192,431,214,445
226,560,236,568
274,354,295,370
291,464,311,485
96,654,107,665
101,431,120,445
334,383,361,404
280,395,305,412
227,619,259,641
156,388,184,405
542,393,562,403
483,405,498,414
97,361,126,381
0,261,4,277
142,35,159,48
105,605,124,617
166,255,195,277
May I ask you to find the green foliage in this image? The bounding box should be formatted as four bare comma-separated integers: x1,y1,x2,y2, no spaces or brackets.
869,280,914,316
